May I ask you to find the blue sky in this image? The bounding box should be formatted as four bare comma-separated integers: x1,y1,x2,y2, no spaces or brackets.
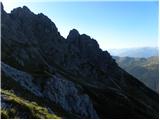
2,0,158,50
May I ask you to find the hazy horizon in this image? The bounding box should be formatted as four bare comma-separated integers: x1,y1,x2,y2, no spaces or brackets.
2,0,158,50
107,46,159,50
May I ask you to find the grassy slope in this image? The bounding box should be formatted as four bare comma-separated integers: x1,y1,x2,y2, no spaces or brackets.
1,89,60,119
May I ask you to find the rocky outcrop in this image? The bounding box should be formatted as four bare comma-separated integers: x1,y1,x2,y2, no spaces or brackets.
1,62,98,118
1,62,42,97
1,3,159,118
43,75,98,118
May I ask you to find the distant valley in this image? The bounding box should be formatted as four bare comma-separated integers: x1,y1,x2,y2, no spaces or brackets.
113,56,159,93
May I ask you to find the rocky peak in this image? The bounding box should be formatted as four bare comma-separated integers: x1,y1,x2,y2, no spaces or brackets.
1,2,6,16
67,29,80,40
67,29,99,50
1,2,4,11
13,5,31,13
22,6,30,11
11,5,34,17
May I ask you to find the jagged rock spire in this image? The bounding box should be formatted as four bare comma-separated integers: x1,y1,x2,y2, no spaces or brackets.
1,2,4,11
67,29,80,40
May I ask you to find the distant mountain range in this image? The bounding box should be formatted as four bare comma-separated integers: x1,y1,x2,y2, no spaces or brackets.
1,3,158,119
108,47,159,58
114,56,159,93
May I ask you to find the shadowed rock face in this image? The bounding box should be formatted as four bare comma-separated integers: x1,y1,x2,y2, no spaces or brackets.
1,3,159,119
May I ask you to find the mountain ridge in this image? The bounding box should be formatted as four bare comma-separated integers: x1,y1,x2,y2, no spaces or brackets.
1,4,159,119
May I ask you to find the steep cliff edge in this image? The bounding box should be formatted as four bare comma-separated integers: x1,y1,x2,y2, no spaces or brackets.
1,3,159,118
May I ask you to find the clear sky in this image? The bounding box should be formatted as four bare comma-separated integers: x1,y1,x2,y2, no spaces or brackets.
2,0,159,50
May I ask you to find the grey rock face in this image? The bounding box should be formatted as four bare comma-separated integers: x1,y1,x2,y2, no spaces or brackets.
1,62,43,97
43,75,98,118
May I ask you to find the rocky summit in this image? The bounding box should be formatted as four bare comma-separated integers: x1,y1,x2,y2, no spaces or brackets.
1,3,159,119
